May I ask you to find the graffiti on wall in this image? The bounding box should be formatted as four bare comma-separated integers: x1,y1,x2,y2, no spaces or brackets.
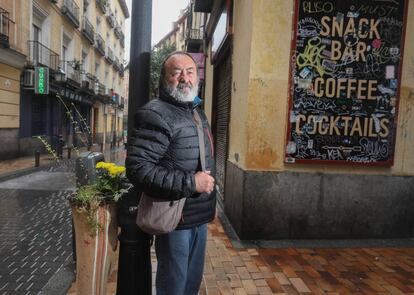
285,0,408,165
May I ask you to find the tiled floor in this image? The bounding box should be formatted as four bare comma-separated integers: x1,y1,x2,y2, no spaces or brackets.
67,217,414,294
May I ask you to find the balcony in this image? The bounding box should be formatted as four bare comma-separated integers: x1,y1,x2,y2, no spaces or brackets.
95,33,105,56
186,28,204,52
62,60,82,86
96,0,107,14
106,47,114,64
187,28,204,40
61,0,80,28
120,35,125,48
106,10,116,28
95,81,107,97
82,16,95,45
119,96,124,109
113,57,121,71
114,24,122,40
0,7,10,48
81,73,96,93
28,40,60,71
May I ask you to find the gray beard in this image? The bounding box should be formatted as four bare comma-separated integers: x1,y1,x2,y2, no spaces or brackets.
164,81,199,102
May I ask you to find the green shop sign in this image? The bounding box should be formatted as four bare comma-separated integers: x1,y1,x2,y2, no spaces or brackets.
35,67,49,95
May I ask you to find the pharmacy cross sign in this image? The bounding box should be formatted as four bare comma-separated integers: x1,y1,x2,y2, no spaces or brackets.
285,0,409,165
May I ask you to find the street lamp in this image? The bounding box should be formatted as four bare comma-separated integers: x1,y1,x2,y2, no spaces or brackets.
55,67,66,83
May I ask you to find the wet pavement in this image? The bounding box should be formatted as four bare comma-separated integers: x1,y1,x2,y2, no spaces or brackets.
0,147,125,295
0,187,73,294
2,147,414,294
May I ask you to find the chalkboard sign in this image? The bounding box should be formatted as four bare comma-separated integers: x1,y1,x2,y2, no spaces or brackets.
285,0,408,165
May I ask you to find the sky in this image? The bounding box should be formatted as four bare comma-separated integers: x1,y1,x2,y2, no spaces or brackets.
124,0,189,61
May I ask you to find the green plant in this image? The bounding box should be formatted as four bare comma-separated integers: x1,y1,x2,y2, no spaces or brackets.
69,59,82,71
150,43,177,99
71,161,127,235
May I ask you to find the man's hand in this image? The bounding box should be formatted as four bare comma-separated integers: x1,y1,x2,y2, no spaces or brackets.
195,171,215,194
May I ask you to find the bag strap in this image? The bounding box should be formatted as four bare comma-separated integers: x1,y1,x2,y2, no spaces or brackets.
193,108,206,171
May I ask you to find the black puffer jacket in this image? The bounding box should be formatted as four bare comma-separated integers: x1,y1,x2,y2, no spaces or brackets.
125,93,216,229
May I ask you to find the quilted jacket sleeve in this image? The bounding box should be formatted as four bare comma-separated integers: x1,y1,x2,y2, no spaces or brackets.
125,107,196,200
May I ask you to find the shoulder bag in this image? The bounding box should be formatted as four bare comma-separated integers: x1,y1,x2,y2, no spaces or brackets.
136,108,206,235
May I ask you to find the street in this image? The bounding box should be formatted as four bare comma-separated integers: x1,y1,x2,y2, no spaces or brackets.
0,169,75,294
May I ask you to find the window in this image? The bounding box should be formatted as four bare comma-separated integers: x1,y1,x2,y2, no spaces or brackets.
96,17,101,35
95,63,100,80
82,50,88,74
33,24,41,42
62,45,68,72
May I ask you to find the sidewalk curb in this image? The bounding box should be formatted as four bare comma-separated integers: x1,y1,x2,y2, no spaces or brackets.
0,166,42,182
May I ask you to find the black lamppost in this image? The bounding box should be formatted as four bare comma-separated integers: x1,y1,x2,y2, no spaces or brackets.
116,1,153,294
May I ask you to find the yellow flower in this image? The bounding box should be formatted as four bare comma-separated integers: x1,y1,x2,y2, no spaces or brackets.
108,165,125,177
96,162,105,169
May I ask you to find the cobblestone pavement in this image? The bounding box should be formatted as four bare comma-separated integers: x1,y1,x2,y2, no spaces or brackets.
0,188,73,295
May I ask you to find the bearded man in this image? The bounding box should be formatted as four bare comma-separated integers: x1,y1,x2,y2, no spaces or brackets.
125,51,216,295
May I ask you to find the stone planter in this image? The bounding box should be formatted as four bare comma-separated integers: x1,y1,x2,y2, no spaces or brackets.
71,202,118,295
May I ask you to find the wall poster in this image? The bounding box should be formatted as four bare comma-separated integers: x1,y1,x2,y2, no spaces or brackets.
285,0,408,165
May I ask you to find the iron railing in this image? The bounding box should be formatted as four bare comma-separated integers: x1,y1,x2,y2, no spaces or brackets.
106,47,114,63
96,81,106,96
106,9,115,28
113,57,121,71
187,28,204,40
120,35,125,48
63,60,81,85
114,24,122,40
81,73,96,93
0,7,10,48
95,33,105,56
28,40,60,71
61,0,80,28
82,16,95,44
96,0,107,14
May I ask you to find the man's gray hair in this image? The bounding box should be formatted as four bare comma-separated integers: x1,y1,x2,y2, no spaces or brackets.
158,51,199,90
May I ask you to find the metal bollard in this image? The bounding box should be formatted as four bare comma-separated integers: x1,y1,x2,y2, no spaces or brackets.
116,185,152,295
35,151,40,167
67,146,72,159
57,134,65,159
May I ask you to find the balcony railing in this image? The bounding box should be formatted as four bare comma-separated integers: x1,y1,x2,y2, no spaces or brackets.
120,35,125,48
113,57,121,71
95,33,105,56
28,40,60,71
96,81,106,96
81,73,96,93
82,16,95,44
62,0,80,28
114,24,124,39
187,28,204,40
106,47,114,64
119,96,124,109
0,7,10,48
106,9,115,28
62,60,81,86
96,0,107,14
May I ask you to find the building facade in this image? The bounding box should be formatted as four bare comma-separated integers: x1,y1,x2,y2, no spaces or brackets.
154,7,188,52
0,0,128,160
198,0,414,239
0,0,28,159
